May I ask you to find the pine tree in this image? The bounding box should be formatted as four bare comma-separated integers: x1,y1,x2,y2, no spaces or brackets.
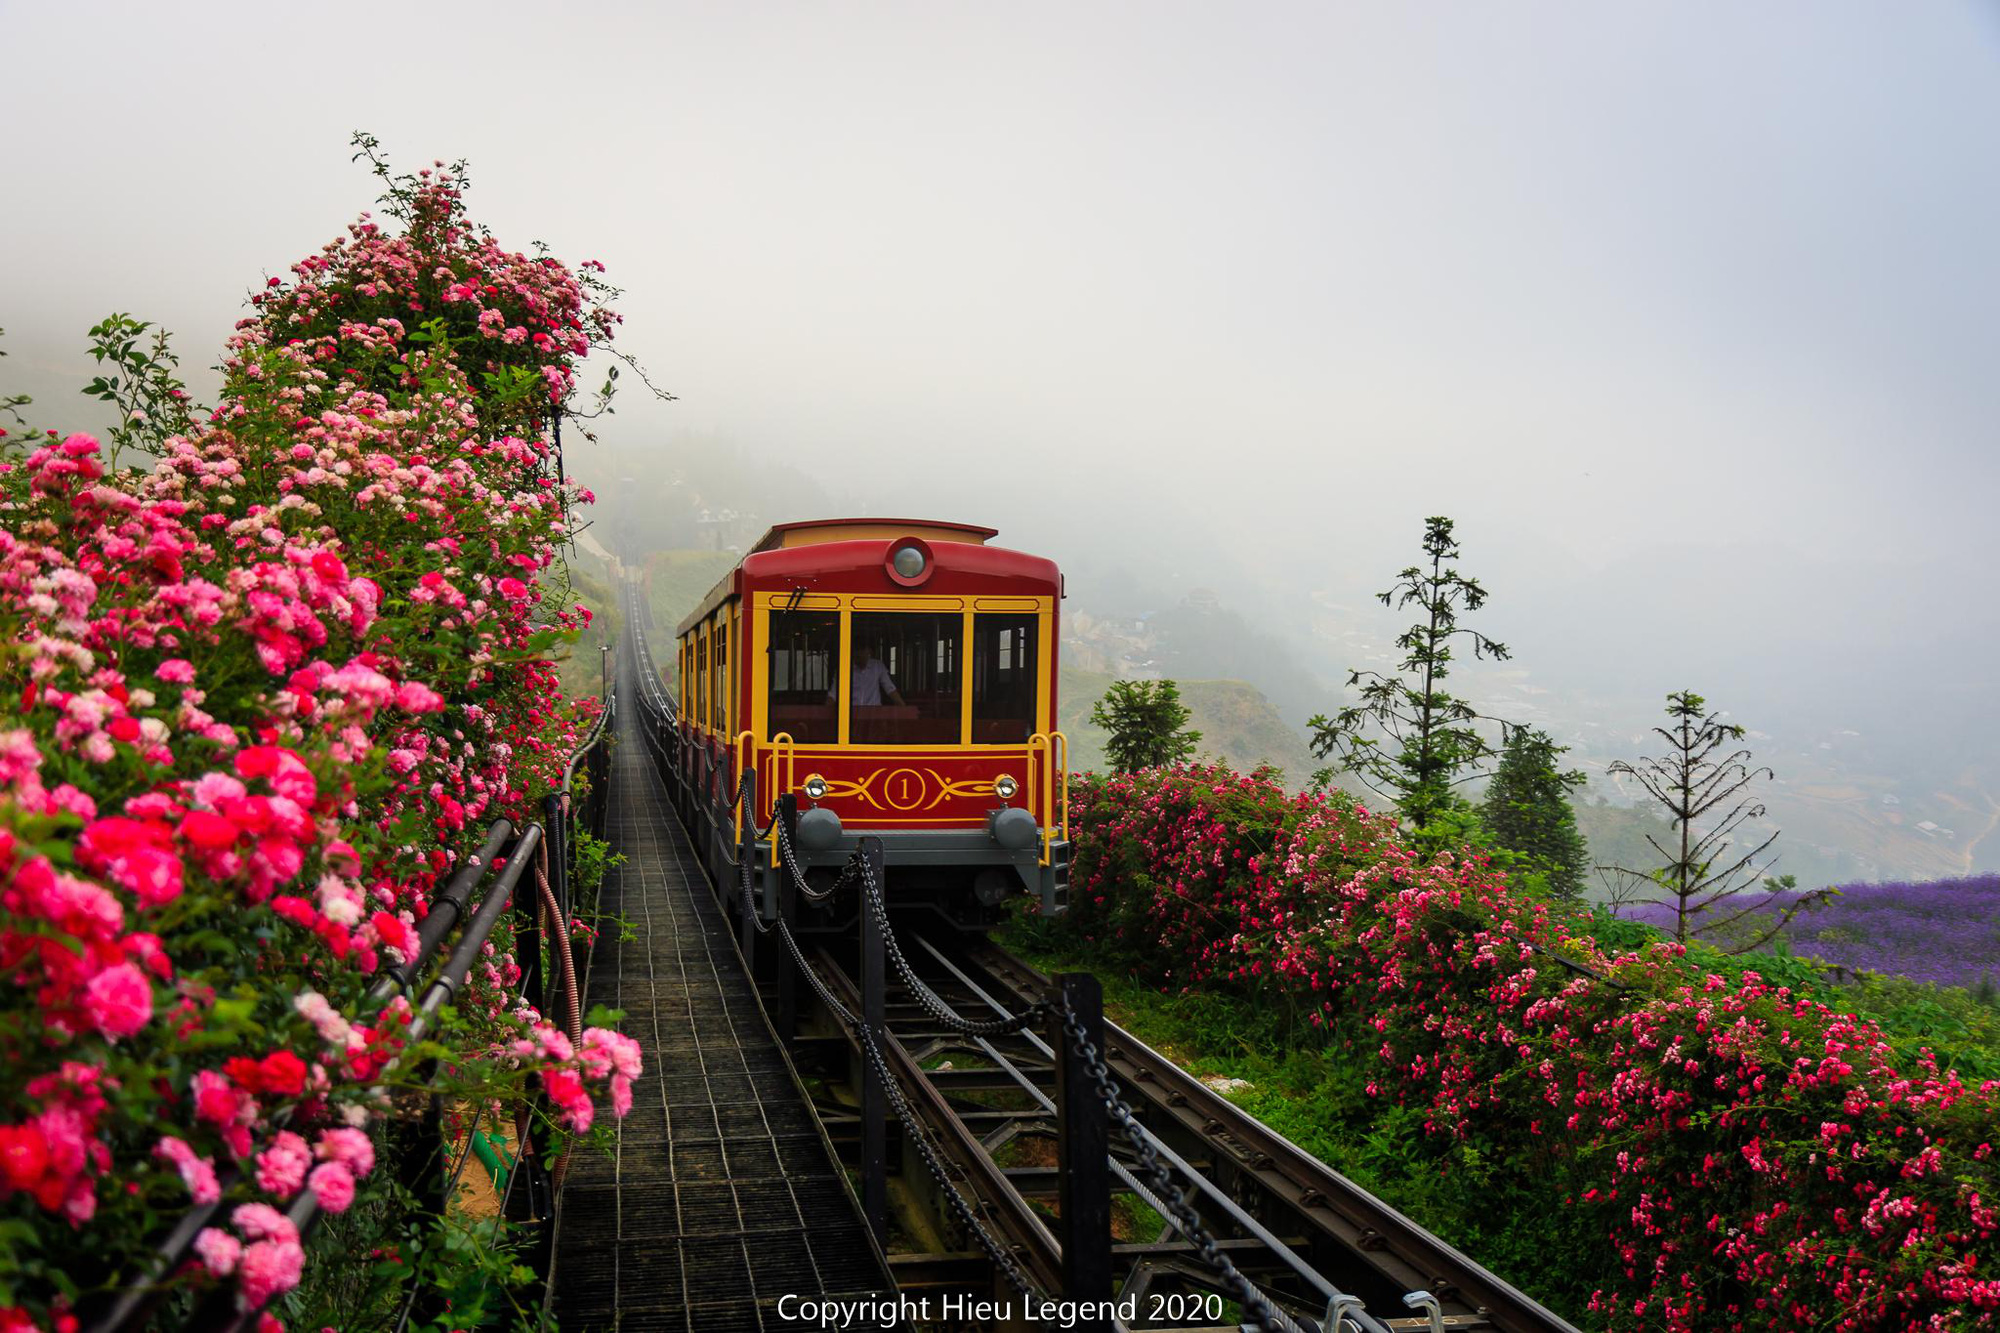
1308,516,1512,831
1480,725,1589,900
1091,679,1200,774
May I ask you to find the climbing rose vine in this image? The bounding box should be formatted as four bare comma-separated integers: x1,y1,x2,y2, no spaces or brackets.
1058,764,1999,1332
0,157,637,1328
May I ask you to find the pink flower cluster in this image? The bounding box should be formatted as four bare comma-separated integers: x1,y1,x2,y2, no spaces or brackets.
0,169,635,1329
1062,764,2000,1332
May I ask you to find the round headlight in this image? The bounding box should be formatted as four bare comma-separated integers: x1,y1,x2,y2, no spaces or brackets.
803,774,828,801
994,774,1018,800
892,545,926,579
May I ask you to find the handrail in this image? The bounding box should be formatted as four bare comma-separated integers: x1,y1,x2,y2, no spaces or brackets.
1027,733,1052,865
558,644,614,798
771,731,796,803
1050,729,1070,850
86,820,548,1333
368,822,516,1006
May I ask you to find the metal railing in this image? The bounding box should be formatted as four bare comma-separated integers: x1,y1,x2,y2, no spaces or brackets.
85,822,543,1333
85,651,618,1333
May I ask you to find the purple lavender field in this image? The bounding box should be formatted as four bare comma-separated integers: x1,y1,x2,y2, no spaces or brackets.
1631,874,2000,990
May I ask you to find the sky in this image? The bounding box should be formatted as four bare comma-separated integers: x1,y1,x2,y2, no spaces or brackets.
5,1,1998,867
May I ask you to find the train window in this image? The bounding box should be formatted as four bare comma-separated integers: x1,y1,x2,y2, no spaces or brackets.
849,612,962,746
713,620,728,736
696,631,709,730
972,615,1038,744
769,610,838,744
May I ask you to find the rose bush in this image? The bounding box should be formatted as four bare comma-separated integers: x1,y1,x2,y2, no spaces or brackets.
1055,764,2000,1331
0,157,637,1329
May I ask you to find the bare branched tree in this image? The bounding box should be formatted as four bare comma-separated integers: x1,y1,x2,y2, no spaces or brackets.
1606,690,1832,950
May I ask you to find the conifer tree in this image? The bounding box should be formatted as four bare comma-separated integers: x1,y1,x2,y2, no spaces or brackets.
1481,725,1589,900
1091,679,1200,773
1309,516,1511,831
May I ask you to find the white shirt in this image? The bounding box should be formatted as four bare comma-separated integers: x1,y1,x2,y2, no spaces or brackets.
843,658,898,706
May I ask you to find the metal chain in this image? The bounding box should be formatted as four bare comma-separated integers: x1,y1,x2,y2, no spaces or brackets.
854,1017,1049,1304
855,852,1053,1038
775,917,1045,1305
778,918,857,1028
1057,1005,1305,1333
773,816,856,903
731,773,854,906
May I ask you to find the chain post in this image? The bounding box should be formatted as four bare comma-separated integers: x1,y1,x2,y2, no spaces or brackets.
859,835,889,1245
1053,973,1113,1323
775,794,800,1042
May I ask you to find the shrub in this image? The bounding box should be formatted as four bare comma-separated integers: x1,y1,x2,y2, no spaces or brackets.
1057,765,2000,1331
0,156,638,1328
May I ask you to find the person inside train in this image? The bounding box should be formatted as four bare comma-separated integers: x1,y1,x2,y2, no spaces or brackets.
828,643,905,708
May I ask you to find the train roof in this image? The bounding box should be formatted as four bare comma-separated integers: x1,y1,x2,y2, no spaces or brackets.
749,518,999,552
674,519,1057,636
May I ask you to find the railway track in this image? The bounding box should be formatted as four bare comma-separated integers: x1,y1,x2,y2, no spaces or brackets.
627,590,1577,1332
782,920,1582,1333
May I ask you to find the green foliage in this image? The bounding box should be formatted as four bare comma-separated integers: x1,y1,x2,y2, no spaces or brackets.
1059,668,1318,784
1089,678,1201,774
1308,516,1512,830
81,313,199,463
1018,772,2000,1326
0,331,33,429
1479,726,1588,900
272,1165,552,1333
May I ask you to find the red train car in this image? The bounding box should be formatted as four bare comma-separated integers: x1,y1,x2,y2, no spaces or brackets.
668,519,1070,927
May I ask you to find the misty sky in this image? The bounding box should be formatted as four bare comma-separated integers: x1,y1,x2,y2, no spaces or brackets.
5,2,1997,776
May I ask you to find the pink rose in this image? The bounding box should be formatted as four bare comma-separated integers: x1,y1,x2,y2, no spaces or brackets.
193,1226,241,1277
154,1136,221,1205
230,1202,297,1245
84,962,153,1039
392,682,443,714
307,1162,355,1213
315,1127,375,1177
237,1237,304,1308
254,1131,311,1198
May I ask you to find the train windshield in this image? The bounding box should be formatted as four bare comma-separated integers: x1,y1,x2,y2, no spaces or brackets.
767,610,838,743
971,614,1038,743
848,612,962,746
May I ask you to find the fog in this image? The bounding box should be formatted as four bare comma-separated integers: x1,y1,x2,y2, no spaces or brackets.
5,1,1998,878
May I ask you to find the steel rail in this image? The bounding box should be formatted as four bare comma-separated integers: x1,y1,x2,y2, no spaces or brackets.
808,946,1069,1296
907,936,1389,1333
956,941,1584,1333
